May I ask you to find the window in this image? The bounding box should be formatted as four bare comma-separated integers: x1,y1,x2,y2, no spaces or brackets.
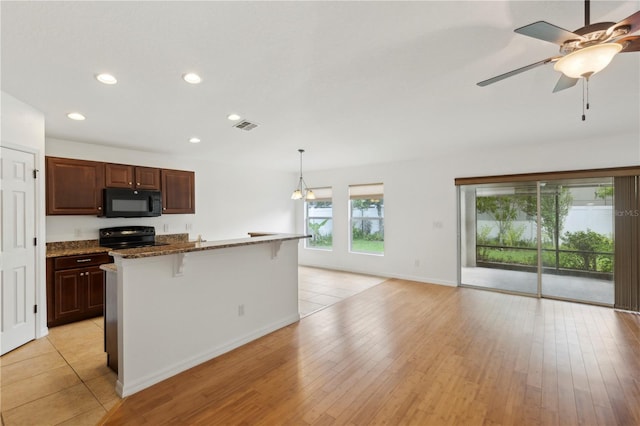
305,187,333,250
349,183,384,254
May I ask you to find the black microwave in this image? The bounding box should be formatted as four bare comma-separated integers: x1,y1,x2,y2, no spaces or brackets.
103,188,162,218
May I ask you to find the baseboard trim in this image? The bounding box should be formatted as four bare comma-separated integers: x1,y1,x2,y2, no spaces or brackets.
298,263,457,287
118,313,300,397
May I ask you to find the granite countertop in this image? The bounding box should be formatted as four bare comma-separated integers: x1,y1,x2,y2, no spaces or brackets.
46,233,189,258
109,233,311,259
46,240,111,258
100,263,117,273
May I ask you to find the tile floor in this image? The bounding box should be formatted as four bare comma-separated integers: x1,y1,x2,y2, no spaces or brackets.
297,266,387,317
0,267,387,425
0,316,119,426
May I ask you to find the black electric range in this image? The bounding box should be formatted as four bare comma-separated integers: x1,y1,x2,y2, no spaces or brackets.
99,226,168,249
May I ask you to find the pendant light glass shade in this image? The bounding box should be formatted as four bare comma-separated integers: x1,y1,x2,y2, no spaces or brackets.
554,43,622,79
291,149,315,200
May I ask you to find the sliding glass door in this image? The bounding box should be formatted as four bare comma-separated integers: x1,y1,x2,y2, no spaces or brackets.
539,178,614,305
459,182,539,296
459,177,614,306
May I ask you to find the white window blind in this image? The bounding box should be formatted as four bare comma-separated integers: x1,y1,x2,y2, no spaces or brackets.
349,183,383,200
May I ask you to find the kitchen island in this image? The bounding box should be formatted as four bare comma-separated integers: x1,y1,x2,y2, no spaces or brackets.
103,233,309,397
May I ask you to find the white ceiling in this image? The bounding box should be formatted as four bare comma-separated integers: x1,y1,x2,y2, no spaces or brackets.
2,1,639,172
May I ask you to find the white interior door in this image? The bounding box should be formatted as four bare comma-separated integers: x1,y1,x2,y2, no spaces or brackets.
1,147,37,355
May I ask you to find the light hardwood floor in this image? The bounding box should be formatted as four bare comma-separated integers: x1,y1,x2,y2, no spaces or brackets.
0,267,384,425
101,279,640,426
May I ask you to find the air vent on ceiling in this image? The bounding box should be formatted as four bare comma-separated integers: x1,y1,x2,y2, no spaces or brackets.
233,120,259,131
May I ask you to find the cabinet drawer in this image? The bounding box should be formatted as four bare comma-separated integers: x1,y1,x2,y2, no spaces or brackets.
54,253,111,270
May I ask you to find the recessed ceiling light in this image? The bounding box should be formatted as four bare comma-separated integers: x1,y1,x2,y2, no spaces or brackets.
227,113,241,121
183,73,202,84
96,73,117,85
188,137,201,144
67,112,86,121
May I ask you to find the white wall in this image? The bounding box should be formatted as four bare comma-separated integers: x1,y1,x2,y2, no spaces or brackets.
46,138,296,242
1,91,47,337
112,239,300,396
298,133,640,286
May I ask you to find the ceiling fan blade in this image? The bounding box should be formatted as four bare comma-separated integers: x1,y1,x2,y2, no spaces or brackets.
515,21,585,45
552,74,579,93
617,35,640,52
477,57,559,87
607,10,640,37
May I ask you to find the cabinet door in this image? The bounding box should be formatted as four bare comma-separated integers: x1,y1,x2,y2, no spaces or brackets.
161,169,195,214
105,163,134,188
135,167,161,190
85,267,105,315
54,269,82,321
46,157,105,215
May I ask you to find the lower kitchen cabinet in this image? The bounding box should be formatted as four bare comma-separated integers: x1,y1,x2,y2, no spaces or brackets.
46,253,112,327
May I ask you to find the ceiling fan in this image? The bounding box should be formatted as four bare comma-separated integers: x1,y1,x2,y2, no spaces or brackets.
478,0,640,93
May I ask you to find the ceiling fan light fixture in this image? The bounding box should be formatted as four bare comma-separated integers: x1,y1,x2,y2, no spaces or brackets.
554,43,622,78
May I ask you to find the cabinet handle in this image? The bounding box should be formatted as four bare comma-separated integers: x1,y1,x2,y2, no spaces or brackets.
76,258,92,263
163,207,166,210
129,182,132,185
98,207,102,210
137,182,140,185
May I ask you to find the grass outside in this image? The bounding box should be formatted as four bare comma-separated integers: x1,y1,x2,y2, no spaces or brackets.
307,240,332,249
479,247,536,266
351,239,384,254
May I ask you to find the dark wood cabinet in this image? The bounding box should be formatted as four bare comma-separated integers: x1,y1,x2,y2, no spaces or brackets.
135,166,161,190
161,169,195,214
104,163,133,188
47,253,111,327
46,157,105,215
105,163,160,190
46,156,195,215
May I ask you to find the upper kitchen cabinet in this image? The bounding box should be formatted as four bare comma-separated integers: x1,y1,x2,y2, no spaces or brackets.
46,157,105,215
135,166,161,190
105,163,160,190
161,169,195,214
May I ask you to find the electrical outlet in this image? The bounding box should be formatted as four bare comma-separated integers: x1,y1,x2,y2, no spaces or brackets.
186,223,192,231
74,228,81,237
238,304,245,317
163,223,169,232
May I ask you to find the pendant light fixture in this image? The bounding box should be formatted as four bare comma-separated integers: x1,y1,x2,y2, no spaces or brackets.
291,149,315,200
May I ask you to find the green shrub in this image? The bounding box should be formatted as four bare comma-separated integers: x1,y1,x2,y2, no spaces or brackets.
561,230,613,271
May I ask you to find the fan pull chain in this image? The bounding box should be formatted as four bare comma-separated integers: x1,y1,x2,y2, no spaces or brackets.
581,78,591,121
582,79,586,121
